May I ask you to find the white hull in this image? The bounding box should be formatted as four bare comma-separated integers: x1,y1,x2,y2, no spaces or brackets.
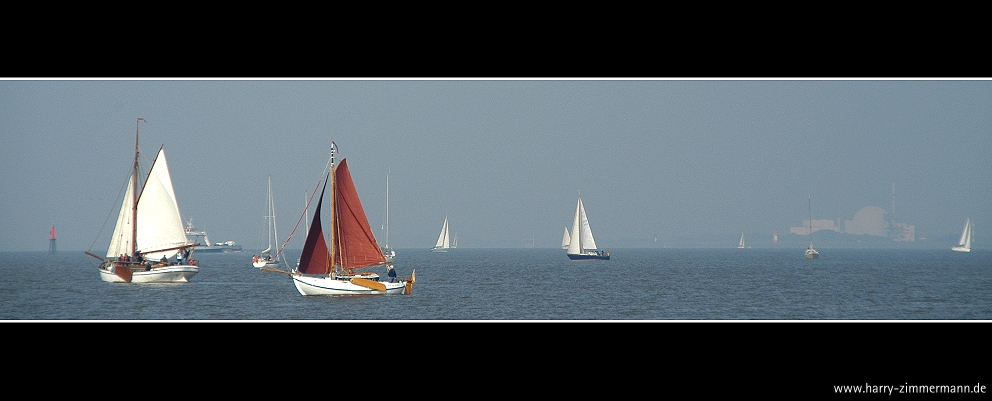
252,260,280,268
430,248,448,253
804,248,819,259
292,275,408,296
99,264,199,283
952,246,971,253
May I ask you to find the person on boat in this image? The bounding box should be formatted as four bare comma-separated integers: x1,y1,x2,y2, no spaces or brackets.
387,265,397,283
160,255,169,265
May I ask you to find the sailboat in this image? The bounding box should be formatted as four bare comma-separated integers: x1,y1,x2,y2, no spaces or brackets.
85,118,199,283
738,232,746,249
566,195,610,260
261,142,414,296
952,218,972,253
804,195,819,259
252,175,285,268
431,216,451,252
379,172,395,262
561,227,570,249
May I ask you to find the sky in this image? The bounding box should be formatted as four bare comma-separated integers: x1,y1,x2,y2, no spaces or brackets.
2,79,990,252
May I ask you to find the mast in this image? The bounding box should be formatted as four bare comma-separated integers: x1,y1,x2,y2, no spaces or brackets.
131,118,143,256
385,170,390,249
329,141,338,274
807,195,814,248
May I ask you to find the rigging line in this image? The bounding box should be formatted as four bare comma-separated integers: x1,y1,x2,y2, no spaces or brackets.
275,174,323,260
87,166,133,253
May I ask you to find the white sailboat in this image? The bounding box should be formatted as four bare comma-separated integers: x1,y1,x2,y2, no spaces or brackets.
431,216,451,252
253,175,285,268
260,142,414,296
738,232,746,249
561,227,570,249
804,195,819,259
952,218,972,253
86,118,199,283
566,195,610,260
380,172,395,262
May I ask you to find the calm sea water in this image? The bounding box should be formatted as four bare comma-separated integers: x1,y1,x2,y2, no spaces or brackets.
2,248,990,320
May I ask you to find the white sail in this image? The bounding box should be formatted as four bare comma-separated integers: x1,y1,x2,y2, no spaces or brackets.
953,218,972,252
567,199,582,254
958,218,971,247
562,227,570,249
107,174,136,258
578,197,597,250
137,148,190,260
738,232,745,248
261,176,279,258
435,216,450,249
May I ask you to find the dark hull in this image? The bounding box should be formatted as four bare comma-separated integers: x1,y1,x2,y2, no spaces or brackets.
567,253,610,260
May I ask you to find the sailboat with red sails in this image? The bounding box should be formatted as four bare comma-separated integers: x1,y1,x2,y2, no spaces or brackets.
261,142,414,295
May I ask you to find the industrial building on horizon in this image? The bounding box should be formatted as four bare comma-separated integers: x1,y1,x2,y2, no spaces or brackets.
790,206,915,241
790,184,916,242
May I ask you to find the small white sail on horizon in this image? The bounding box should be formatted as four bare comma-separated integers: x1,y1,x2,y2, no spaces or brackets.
566,196,609,260
431,216,450,252
561,227,570,249
952,218,972,253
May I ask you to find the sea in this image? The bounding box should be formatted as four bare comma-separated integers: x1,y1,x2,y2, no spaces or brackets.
2,247,990,321
6,247,989,393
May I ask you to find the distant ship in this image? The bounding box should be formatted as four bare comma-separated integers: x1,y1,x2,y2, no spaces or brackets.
185,219,242,253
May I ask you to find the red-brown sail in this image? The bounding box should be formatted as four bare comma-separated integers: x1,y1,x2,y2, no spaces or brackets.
332,159,387,270
297,178,331,275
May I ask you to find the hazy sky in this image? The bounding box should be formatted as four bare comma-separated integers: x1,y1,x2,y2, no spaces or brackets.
2,79,990,252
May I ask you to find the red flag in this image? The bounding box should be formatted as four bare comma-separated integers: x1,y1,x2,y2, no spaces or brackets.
137,117,145,121
331,141,338,152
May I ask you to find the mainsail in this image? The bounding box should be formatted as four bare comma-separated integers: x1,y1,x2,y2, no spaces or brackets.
332,159,387,269
568,197,598,253
578,198,597,250
107,174,136,258
435,217,450,249
297,158,386,275
959,218,972,248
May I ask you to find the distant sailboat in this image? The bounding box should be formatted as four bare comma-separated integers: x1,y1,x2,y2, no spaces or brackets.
379,172,395,262
804,195,819,259
566,195,609,260
952,218,972,253
561,227,570,249
738,232,746,249
252,175,285,268
431,216,451,252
